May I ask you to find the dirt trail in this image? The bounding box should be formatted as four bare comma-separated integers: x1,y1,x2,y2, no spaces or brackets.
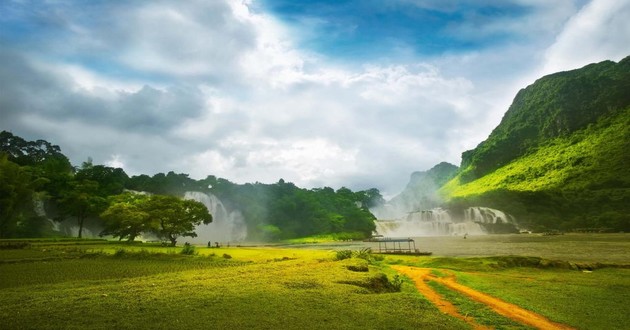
392,265,575,330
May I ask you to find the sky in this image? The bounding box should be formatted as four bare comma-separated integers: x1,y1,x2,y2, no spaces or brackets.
1,0,629,198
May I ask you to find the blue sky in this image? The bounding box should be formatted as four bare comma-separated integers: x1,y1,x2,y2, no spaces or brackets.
1,0,629,197
258,0,532,59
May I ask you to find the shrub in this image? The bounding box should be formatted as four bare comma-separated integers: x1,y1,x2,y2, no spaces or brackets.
222,253,232,259
339,273,402,293
353,248,372,261
180,244,197,255
334,250,353,261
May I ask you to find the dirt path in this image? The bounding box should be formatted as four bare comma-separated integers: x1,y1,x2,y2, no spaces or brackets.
392,266,575,330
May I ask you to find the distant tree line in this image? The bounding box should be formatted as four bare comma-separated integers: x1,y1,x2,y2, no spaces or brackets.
0,131,380,241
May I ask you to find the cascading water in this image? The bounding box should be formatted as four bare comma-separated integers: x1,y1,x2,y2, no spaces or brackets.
184,191,247,244
465,206,516,224
374,206,517,237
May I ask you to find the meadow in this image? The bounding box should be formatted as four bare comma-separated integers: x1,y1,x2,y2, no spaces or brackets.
1,235,629,329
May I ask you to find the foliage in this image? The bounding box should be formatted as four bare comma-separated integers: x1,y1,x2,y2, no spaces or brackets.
442,106,630,231
339,273,403,293
460,56,630,181
334,249,353,261
100,193,151,241
57,179,107,238
145,194,212,246
197,178,378,240
0,154,35,238
1,132,380,240
442,56,630,231
180,243,197,255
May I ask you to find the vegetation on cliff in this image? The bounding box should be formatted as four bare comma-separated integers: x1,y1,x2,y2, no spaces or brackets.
441,57,630,232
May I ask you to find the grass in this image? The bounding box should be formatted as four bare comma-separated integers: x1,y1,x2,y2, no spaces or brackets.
1,240,629,329
0,242,466,330
441,106,630,198
427,280,533,330
454,267,630,330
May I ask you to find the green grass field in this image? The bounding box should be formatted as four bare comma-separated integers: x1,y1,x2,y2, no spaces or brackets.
1,240,628,329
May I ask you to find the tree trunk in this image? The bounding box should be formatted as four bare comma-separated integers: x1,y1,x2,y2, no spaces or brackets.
169,235,177,247
77,216,84,238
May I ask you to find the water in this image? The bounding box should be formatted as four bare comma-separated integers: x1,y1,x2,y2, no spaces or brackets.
257,233,629,263
375,206,516,236
183,191,248,244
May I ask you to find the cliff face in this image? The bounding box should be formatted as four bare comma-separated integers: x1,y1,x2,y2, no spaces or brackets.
440,56,630,232
459,56,630,183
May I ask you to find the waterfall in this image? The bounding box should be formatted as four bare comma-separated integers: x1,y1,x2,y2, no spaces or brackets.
374,206,516,237
184,191,247,244
465,206,516,224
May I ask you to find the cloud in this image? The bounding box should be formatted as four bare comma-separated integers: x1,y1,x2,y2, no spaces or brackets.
543,0,630,73
1,0,628,198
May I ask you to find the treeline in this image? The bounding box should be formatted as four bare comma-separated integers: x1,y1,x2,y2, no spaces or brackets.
0,131,380,241
123,171,381,240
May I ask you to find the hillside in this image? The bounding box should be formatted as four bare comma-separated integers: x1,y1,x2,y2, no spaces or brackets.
371,162,458,219
441,57,630,232
459,56,630,182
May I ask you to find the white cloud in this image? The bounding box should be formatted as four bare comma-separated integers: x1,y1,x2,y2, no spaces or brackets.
2,0,628,198
543,0,630,74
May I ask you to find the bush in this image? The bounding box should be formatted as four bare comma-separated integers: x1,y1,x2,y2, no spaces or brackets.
353,248,372,261
340,273,402,293
180,243,197,255
334,250,353,261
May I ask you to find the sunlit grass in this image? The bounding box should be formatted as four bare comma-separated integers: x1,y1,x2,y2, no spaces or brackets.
441,106,630,198
0,243,466,330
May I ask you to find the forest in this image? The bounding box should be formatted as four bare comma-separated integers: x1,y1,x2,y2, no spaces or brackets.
0,131,379,241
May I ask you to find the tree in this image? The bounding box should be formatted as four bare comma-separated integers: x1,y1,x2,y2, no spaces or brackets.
100,193,151,241
0,154,35,238
145,195,212,246
75,162,129,197
57,179,107,238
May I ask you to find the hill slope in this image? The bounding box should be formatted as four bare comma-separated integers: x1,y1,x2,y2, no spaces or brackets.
372,162,458,219
441,57,630,232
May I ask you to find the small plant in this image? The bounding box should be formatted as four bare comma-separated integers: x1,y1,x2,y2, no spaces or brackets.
353,248,372,261
334,249,353,261
339,273,402,293
114,248,127,256
222,253,232,259
390,275,403,291
346,264,369,272
180,243,197,255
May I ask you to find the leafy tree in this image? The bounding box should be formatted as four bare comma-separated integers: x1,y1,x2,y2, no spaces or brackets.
57,179,107,238
100,193,151,241
0,154,35,237
76,161,129,197
145,195,212,246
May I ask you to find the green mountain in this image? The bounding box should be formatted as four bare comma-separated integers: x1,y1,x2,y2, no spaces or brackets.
372,162,458,219
441,56,630,232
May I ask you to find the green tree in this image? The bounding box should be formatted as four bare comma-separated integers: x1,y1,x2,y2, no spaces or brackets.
57,179,107,238
0,154,35,238
76,161,129,197
100,193,151,241
145,195,212,246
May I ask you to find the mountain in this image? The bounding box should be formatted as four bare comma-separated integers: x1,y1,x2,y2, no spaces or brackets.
371,162,458,219
441,56,630,232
